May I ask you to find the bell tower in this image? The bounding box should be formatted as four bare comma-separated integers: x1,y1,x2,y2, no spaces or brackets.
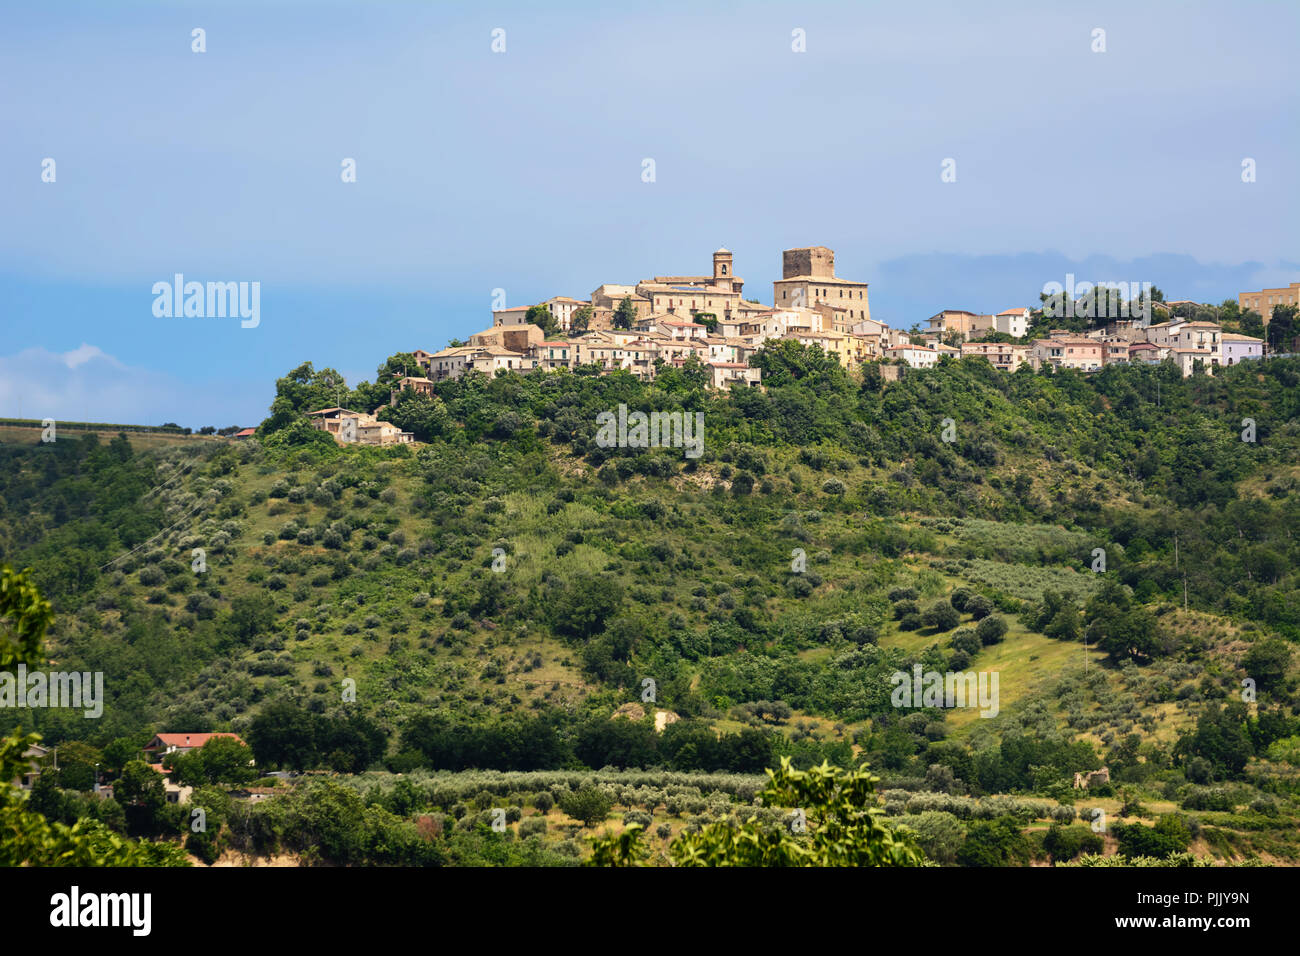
713,247,734,293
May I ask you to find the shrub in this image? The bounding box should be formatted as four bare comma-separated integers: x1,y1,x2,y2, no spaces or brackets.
1042,824,1103,863
951,629,982,656
976,616,1008,645
922,600,960,632
966,594,994,620
519,817,547,838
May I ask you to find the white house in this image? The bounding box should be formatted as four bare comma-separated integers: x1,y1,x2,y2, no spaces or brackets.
1220,333,1264,366
885,344,938,369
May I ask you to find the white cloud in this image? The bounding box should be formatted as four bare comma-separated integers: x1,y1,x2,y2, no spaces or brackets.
60,342,122,370
0,345,264,429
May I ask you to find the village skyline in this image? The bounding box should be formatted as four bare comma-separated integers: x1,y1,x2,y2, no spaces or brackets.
2,0,1297,425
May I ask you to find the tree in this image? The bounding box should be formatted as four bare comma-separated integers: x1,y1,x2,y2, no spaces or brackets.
900,811,967,865
975,615,1008,645
226,594,277,647
612,296,637,331
167,735,256,785
551,574,622,638
1034,590,1082,642
1173,703,1253,780
260,362,350,434
955,817,1030,867
102,738,140,777
965,594,994,620
561,786,613,827
1268,304,1297,352
570,305,593,333
525,304,558,338
1239,309,1265,339
921,600,960,632
1243,638,1292,693
1086,580,1161,663
249,700,320,770
115,759,167,836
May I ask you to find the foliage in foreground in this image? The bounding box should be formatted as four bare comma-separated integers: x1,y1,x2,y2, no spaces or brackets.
0,565,189,867
587,757,924,866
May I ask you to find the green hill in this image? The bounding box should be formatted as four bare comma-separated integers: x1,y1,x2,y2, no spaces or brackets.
3,348,1298,865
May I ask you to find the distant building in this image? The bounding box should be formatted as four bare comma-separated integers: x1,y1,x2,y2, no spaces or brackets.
1221,333,1264,366
305,407,413,445
885,344,938,369
708,361,762,389
144,732,245,759
1238,281,1299,320
1127,342,1164,365
960,341,1031,371
924,310,980,340
542,296,588,331
772,247,871,325
636,249,752,322
1031,337,1103,371
981,307,1031,339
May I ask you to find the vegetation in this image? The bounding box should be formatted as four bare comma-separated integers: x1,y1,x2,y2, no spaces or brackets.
4,348,1300,865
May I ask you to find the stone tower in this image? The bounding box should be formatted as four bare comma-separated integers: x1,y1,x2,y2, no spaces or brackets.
783,246,835,279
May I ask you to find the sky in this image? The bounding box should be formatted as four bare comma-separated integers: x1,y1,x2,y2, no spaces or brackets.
1,0,1297,428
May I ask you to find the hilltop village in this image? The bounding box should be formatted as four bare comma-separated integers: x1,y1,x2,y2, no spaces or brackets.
305,246,1287,445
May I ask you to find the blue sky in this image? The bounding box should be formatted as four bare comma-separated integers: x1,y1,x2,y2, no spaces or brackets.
1,0,1297,427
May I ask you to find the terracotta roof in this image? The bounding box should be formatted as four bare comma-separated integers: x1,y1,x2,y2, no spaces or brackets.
146,732,244,751
233,428,256,437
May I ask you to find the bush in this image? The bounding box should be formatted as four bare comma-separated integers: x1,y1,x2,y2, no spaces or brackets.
921,600,960,632
951,629,982,656
976,616,1008,645
965,594,994,620
1042,824,1103,863
519,817,547,838
138,566,165,587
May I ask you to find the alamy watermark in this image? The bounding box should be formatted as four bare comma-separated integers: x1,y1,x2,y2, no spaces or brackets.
0,665,103,718
1041,274,1152,323
595,404,704,459
152,274,260,328
890,664,999,719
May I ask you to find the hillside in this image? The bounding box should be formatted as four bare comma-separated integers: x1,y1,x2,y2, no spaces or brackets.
3,349,1299,865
